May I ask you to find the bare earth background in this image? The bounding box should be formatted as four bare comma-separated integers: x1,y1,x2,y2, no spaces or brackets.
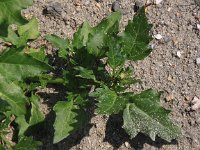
23,0,200,149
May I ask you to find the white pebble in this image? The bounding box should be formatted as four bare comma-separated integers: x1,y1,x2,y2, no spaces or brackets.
197,24,200,30
176,51,182,58
191,97,200,110
196,57,200,64
125,142,130,147
155,0,163,4
154,34,163,40
167,7,172,11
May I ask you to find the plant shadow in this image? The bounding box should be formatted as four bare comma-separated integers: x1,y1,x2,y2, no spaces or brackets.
104,114,178,149
33,83,94,150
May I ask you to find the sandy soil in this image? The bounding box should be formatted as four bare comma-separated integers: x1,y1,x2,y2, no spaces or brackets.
23,0,200,149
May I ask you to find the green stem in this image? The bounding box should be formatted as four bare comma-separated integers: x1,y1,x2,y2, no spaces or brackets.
46,78,65,84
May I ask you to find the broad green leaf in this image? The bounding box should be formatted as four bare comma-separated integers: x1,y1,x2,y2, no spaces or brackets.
90,86,127,115
123,89,181,142
0,48,51,81
18,18,39,39
73,21,92,49
13,136,41,150
17,18,40,47
73,11,122,56
3,26,19,45
15,116,29,136
106,36,126,69
25,47,48,63
29,94,45,126
15,94,45,136
119,7,152,61
45,34,70,59
3,18,40,47
53,99,87,143
87,12,121,56
74,66,96,81
0,0,33,37
0,75,27,116
0,47,51,136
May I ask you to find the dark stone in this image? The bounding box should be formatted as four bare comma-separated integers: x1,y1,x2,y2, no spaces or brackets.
95,0,103,3
43,2,62,17
112,1,120,12
133,1,143,13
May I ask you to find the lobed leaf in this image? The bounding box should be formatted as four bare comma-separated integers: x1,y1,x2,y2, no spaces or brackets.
45,34,70,59
119,7,152,61
17,18,40,47
90,86,127,115
123,89,181,142
13,136,41,150
74,66,97,81
25,47,48,63
3,18,40,47
0,48,51,81
29,94,45,126
53,99,87,143
0,75,27,116
73,11,122,57
0,47,51,136
106,36,126,69
15,94,45,136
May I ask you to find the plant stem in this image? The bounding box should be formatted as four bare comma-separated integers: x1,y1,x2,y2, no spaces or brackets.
46,78,65,84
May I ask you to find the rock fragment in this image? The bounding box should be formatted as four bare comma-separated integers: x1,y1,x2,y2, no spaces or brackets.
197,24,200,30
154,34,163,40
43,2,62,17
125,142,130,148
155,0,163,5
191,97,200,110
176,51,182,58
133,1,143,12
166,94,174,102
196,57,200,65
112,1,120,12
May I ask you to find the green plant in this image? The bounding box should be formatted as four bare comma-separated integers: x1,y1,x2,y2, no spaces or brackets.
0,1,181,148
45,7,181,143
0,1,49,148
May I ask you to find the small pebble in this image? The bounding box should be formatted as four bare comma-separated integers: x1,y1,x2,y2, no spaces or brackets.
85,1,90,5
125,142,130,148
167,7,172,11
150,44,155,49
191,97,200,110
197,24,200,30
166,94,174,102
112,1,120,12
176,51,182,58
163,36,171,43
196,57,200,64
154,34,163,40
155,0,163,5
133,1,143,12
